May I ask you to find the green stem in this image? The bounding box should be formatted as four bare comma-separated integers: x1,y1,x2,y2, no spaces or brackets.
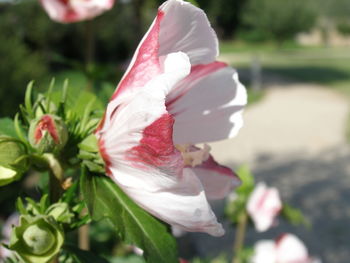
232,212,248,263
44,153,64,203
85,20,95,90
49,171,62,203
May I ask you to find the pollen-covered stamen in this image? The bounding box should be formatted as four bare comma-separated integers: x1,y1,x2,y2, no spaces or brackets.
176,144,211,167
34,115,60,144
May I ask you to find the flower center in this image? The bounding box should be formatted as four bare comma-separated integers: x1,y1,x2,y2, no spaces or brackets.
175,144,211,167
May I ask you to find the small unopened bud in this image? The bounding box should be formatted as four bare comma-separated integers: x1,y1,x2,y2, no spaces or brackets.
46,202,74,224
28,114,68,153
0,136,28,186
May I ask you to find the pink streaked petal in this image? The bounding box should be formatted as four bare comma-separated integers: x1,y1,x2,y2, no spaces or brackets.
188,154,240,200
111,0,219,102
167,63,247,144
111,10,164,101
126,113,183,175
97,52,190,135
159,0,219,65
99,53,190,173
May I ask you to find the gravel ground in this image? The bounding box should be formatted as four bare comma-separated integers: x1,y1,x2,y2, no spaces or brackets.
181,85,350,263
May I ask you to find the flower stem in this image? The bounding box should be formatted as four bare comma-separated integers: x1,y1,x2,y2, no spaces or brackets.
85,20,95,90
232,212,248,263
78,222,90,251
49,171,62,203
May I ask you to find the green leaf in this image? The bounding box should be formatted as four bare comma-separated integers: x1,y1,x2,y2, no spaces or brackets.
64,244,109,263
225,165,255,224
16,197,27,215
0,118,17,137
81,169,178,263
25,81,34,118
281,203,311,228
236,165,255,195
14,114,27,144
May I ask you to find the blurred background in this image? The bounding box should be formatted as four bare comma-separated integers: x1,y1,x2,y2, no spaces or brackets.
1,0,350,262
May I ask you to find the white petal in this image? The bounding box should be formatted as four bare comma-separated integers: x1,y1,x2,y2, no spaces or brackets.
159,0,219,65
252,240,277,263
111,165,224,236
188,154,240,200
167,63,247,144
276,234,309,263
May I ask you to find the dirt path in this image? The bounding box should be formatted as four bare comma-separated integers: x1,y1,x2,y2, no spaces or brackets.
210,84,349,164
189,85,350,263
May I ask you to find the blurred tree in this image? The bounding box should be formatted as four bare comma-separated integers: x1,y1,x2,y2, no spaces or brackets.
203,0,248,39
241,0,316,45
0,2,48,117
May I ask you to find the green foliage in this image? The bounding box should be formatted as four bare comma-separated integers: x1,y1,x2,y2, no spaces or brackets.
63,244,110,263
225,165,254,223
281,203,310,228
81,169,178,263
0,118,17,138
242,0,316,44
203,0,248,39
337,21,350,36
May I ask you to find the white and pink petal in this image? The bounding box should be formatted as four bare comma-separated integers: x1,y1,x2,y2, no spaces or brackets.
167,63,247,144
185,153,240,200
40,0,114,23
112,0,220,102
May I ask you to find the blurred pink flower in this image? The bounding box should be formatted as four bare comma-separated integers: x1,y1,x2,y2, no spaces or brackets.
40,0,115,23
247,182,282,232
252,233,321,263
96,0,246,236
0,214,19,262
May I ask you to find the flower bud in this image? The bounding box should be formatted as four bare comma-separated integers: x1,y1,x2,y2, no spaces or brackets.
9,215,64,263
0,136,28,186
46,203,74,224
28,114,68,153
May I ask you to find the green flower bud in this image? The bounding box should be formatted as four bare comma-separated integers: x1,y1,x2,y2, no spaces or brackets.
9,215,64,263
28,114,68,153
0,136,28,186
46,203,74,224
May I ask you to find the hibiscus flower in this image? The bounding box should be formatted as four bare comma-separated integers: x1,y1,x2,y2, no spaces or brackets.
96,0,247,236
247,182,282,232
252,233,320,263
40,0,115,23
